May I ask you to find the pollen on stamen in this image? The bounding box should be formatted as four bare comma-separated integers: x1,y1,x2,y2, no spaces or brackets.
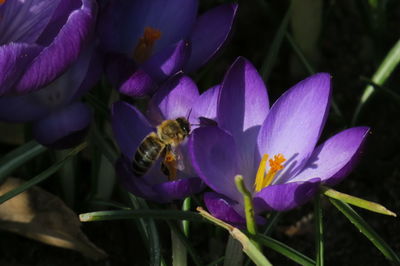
133,26,162,63
254,153,286,192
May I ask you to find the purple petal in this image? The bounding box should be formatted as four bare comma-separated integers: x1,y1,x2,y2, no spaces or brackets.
0,45,95,122
119,68,157,97
191,85,220,126
99,0,197,55
32,102,91,148
218,57,269,135
204,192,246,225
116,156,164,202
0,0,60,43
218,57,269,189
185,4,238,73
253,178,321,211
142,40,191,82
0,43,42,96
14,0,97,94
111,101,153,159
70,46,103,101
189,126,241,202
257,73,331,184
153,177,205,201
291,127,370,186
148,74,199,123
36,0,82,45
117,156,204,202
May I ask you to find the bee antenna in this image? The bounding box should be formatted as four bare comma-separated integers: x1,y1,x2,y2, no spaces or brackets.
186,108,193,121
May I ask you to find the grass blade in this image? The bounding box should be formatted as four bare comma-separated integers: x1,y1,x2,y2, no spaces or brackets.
253,234,315,266
79,209,203,222
0,140,47,183
198,207,272,266
322,186,396,216
129,195,161,266
168,221,204,266
352,38,400,125
329,198,400,263
224,235,244,266
314,195,324,266
0,143,86,204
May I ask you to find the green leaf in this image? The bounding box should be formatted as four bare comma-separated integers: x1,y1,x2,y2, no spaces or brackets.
352,38,400,125
0,143,86,204
198,207,272,266
329,198,400,263
0,140,47,183
129,195,161,266
253,234,315,266
168,221,203,266
224,235,244,266
322,187,396,216
79,209,203,223
314,196,324,266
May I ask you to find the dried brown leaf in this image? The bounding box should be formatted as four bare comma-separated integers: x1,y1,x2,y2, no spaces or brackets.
0,178,107,260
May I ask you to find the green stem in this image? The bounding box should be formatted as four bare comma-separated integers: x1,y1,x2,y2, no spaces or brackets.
234,175,260,250
314,195,324,266
182,197,191,236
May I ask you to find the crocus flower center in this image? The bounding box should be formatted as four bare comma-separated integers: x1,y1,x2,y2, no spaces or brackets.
133,26,162,63
254,154,286,192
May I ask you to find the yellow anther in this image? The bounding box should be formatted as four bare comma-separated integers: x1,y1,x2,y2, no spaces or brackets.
254,154,269,192
133,26,162,63
254,153,286,192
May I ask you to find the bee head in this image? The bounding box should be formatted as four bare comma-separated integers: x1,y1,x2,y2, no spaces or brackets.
175,117,191,136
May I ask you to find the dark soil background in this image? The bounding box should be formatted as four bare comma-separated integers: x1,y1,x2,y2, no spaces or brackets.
1,0,400,265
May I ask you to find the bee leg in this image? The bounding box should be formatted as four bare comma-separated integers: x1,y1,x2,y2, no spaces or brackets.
161,146,177,181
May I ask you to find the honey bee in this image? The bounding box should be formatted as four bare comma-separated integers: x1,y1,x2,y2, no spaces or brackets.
132,117,191,181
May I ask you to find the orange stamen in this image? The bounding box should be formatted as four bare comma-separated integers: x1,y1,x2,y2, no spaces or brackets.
133,27,162,63
254,153,286,192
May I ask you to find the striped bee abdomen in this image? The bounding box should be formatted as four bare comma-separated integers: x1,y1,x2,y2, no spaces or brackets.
132,133,165,177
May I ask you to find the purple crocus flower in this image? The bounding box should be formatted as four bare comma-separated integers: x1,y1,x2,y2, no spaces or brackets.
189,57,369,224
0,46,101,148
111,73,221,202
0,0,97,96
99,0,237,97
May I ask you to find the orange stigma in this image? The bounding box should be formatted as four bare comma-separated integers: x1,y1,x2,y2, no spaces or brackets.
254,153,286,192
133,26,162,63
0,0,5,4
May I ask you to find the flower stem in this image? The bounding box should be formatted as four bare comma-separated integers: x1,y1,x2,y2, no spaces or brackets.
314,195,324,266
234,175,261,250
